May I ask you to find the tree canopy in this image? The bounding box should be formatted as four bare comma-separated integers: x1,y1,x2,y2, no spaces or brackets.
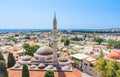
7,36,18,43
23,43,30,50
107,40,120,49
44,70,54,77
23,43,40,56
60,38,66,42
71,36,82,41
93,37,104,44
0,60,8,77
94,58,120,77
94,58,107,77
64,39,70,46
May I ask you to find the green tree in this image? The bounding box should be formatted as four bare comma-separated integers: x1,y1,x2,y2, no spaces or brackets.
44,70,54,77
105,60,119,77
49,43,53,47
61,38,66,42
83,34,87,40
0,52,5,61
94,58,120,77
7,52,16,68
7,36,17,43
25,45,39,56
71,36,81,41
116,70,120,77
94,58,107,77
0,60,8,77
107,40,120,48
116,63,120,77
64,39,70,46
22,64,29,77
23,43,30,50
94,37,104,44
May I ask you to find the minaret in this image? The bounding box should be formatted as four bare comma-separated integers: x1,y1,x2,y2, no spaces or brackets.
52,12,58,65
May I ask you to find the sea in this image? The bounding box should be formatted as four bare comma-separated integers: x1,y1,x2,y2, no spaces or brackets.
0,29,52,33
0,29,107,33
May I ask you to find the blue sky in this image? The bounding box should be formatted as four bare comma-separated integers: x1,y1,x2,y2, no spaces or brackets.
0,0,120,29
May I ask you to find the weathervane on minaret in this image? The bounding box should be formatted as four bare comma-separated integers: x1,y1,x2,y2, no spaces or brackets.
52,12,58,65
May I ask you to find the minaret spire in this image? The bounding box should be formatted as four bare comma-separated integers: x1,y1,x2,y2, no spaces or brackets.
54,12,56,19
52,12,58,65
53,12,57,30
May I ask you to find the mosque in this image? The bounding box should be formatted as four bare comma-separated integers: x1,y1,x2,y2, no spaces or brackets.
11,13,72,71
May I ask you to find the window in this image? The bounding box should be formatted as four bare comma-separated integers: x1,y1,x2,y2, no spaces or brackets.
90,64,93,67
84,63,88,66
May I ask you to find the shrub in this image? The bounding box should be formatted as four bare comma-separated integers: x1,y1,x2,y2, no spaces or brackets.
0,60,8,77
22,64,29,77
44,70,54,77
0,52,5,61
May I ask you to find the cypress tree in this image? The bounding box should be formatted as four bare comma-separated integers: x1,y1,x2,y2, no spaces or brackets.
22,64,29,77
0,52,5,61
0,60,8,77
64,39,70,46
7,52,16,68
44,70,54,77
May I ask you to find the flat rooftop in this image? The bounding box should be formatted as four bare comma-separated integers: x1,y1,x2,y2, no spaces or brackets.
70,53,89,60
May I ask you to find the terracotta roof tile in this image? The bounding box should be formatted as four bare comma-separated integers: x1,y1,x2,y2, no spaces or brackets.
8,69,82,77
106,50,120,60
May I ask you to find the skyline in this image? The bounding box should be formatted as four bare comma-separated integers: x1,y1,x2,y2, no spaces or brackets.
0,0,120,29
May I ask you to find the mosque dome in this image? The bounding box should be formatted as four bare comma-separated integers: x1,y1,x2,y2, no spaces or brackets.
35,46,53,55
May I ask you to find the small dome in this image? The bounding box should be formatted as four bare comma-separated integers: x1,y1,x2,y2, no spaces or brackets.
36,46,53,55
29,65,36,69
21,55,31,61
46,65,54,69
14,64,21,68
63,66,70,70
38,63,46,69
59,57,68,62
46,57,52,60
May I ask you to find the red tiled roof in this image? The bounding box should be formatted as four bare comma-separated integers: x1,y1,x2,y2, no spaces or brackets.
8,69,82,77
114,50,120,55
106,50,120,60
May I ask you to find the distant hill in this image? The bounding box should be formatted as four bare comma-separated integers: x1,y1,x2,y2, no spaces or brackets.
110,28,120,31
